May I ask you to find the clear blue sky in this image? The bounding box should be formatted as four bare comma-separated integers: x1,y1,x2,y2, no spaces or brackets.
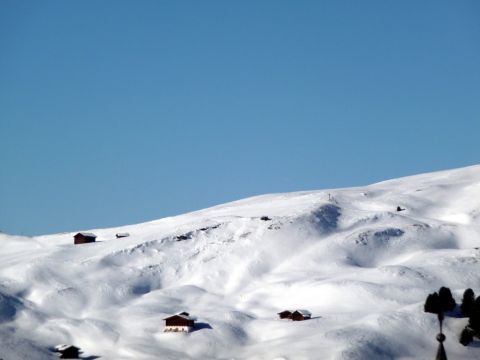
1,1,479,236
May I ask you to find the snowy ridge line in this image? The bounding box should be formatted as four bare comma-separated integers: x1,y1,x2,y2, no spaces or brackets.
0,165,480,359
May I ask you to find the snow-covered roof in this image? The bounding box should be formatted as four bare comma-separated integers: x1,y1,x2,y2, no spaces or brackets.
75,232,97,238
295,309,312,316
278,309,311,316
178,313,197,321
54,344,79,351
116,232,130,237
163,313,197,321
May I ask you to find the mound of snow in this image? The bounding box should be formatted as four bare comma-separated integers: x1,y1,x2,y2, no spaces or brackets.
1,165,480,358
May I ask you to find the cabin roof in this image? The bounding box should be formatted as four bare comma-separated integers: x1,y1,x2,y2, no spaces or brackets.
55,344,80,351
294,309,312,316
75,232,97,238
163,313,197,321
278,309,311,315
116,232,130,236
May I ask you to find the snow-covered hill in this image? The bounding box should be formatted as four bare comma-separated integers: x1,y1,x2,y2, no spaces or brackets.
1,165,480,359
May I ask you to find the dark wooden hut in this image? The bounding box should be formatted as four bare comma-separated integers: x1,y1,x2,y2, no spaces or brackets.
278,309,312,321
164,312,196,333
291,310,312,321
278,310,293,319
73,232,96,245
55,345,81,359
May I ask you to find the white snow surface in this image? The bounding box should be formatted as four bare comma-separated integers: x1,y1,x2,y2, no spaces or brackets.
1,165,480,359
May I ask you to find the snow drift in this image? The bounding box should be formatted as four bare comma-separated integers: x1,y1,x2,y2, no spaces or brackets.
1,165,480,359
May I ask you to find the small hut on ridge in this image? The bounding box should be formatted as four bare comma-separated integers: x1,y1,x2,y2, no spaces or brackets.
73,232,96,245
164,312,197,333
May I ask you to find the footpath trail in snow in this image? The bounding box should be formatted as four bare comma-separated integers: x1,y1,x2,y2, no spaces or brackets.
1,165,480,359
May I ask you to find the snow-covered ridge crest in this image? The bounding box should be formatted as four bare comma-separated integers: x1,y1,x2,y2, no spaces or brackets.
1,165,480,359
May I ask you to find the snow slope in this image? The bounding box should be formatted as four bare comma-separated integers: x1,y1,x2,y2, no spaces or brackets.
1,165,480,359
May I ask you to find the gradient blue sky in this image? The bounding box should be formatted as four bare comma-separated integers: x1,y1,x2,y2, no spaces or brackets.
1,0,479,236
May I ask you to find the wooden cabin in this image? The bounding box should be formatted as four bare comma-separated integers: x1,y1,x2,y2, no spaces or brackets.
291,310,312,321
115,232,130,238
278,309,312,321
164,312,196,333
74,232,96,245
54,344,81,359
278,310,293,319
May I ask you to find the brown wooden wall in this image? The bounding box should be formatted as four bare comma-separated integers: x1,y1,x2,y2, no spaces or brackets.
291,312,307,321
278,311,292,319
165,316,194,327
74,235,95,244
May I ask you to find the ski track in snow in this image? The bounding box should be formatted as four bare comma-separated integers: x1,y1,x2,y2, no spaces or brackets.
1,165,480,359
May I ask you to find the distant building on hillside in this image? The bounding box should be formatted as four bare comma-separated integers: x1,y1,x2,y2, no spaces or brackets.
164,312,196,333
115,232,130,238
291,309,312,321
73,232,96,245
54,344,81,358
278,309,312,321
278,310,293,319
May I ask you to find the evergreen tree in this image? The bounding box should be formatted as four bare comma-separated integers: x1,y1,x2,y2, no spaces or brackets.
469,297,480,336
475,296,480,312
438,287,456,312
425,292,441,314
461,288,475,317
459,327,474,346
